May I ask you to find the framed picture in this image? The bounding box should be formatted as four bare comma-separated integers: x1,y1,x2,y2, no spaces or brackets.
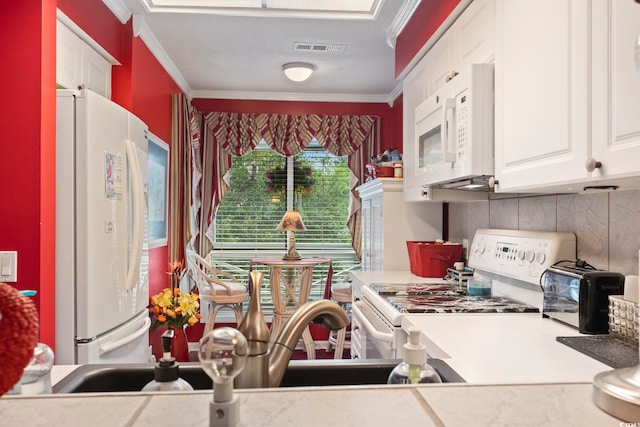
147,132,169,248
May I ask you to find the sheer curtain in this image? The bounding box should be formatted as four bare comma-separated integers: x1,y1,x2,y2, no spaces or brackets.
172,106,379,259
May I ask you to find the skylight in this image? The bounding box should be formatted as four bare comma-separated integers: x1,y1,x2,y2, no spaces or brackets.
142,0,383,19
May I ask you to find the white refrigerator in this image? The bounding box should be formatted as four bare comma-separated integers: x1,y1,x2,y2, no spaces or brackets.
56,89,151,365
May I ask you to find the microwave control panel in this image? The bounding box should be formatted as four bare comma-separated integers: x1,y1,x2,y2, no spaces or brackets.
468,229,577,284
456,94,468,160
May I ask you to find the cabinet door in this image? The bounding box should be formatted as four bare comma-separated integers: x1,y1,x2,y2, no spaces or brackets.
494,0,591,192
57,22,82,90
455,0,495,67
370,195,383,271
424,29,457,96
591,0,640,182
83,44,112,98
57,20,111,98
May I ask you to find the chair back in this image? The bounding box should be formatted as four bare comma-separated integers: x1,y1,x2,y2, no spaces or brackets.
185,248,242,297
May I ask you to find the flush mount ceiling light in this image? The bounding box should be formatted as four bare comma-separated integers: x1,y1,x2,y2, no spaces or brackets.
282,62,315,82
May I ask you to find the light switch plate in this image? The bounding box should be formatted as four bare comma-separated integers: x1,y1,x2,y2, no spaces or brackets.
0,251,17,282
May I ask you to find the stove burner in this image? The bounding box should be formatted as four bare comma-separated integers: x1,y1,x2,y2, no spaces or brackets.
370,283,464,296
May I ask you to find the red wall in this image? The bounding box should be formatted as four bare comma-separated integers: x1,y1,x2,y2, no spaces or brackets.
0,0,57,346
395,0,460,77
392,94,403,153
0,0,181,351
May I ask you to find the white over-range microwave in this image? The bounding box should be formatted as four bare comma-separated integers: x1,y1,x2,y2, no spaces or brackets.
414,63,495,189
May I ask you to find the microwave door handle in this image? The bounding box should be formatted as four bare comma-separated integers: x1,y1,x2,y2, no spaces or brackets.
440,98,456,162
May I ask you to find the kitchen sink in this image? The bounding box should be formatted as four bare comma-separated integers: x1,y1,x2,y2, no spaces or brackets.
52,359,464,393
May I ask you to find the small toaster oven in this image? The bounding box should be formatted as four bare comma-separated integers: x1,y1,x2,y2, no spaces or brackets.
542,260,625,334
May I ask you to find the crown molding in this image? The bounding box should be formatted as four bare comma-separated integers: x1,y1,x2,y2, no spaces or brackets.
132,15,192,94
388,81,403,106
101,0,132,24
189,89,393,104
385,0,421,48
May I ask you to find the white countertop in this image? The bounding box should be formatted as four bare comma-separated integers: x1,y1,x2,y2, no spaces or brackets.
403,314,613,384
351,270,613,384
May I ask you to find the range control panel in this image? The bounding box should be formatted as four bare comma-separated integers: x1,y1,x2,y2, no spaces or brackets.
468,229,576,285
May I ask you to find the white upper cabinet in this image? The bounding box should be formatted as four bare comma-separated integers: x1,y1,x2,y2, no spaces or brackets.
402,0,494,201
454,0,495,68
590,0,640,187
495,0,640,193
57,20,112,98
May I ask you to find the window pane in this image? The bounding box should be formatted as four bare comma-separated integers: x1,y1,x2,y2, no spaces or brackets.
210,141,361,318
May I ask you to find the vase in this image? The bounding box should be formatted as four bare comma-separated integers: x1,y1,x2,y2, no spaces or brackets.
169,327,190,362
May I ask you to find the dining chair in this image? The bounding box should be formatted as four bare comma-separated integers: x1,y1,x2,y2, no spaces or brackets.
185,249,249,337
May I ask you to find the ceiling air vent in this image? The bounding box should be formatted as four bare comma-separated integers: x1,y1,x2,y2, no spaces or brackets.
294,42,346,53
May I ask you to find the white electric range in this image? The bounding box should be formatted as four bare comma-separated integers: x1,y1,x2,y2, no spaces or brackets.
350,229,577,360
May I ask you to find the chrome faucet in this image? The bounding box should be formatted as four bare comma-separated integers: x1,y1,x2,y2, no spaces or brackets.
234,271,349,388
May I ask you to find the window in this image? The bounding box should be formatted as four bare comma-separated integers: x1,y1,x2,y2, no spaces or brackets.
209,140,360,317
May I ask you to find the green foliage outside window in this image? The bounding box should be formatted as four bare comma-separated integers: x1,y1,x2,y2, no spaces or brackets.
214,144,353,249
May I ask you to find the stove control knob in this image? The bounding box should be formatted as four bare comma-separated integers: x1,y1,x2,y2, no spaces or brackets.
475,242,485,254
525,250,535,263
516,249,525,260
535,251,546,265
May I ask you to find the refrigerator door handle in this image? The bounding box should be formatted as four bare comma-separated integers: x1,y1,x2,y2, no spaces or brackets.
124,139,144,291
99,316,151,356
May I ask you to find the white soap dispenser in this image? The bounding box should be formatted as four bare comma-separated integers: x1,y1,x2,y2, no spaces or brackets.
387,328,442,384
142,329,194,392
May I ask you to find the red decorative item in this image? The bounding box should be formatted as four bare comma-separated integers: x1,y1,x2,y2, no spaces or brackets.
406,241,463,277
170,327,190,362
0,283,39,396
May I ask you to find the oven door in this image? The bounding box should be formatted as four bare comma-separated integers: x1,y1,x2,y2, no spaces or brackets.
351,300,401,360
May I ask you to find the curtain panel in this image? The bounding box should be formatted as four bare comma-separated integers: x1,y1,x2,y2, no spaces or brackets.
180,109,379,258
169,94,197,266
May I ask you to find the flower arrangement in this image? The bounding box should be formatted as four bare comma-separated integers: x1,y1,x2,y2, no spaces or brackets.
148,261,201,330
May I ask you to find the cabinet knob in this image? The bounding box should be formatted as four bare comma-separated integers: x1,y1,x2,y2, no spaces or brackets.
585,158,602,172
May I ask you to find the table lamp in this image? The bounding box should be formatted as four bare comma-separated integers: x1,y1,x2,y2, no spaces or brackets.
276,211,307,260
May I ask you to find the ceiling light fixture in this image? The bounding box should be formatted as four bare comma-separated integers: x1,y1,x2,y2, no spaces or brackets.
282,62,315,82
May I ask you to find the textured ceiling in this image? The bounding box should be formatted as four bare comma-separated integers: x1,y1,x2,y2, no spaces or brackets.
119,0,409,102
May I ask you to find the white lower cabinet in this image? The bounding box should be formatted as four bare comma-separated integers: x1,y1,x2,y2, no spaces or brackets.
495,0,640,193
357,179,442,271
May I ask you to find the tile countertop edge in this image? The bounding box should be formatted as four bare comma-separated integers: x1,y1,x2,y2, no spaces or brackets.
1,382,623,426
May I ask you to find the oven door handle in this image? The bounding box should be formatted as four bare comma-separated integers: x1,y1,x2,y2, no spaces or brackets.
352,301,394,343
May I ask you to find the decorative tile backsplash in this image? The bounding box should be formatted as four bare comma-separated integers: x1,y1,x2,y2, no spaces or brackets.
448,189,640,276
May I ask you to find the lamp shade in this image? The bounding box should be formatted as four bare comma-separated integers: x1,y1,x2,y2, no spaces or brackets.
282,62,314,82
276,211,307,232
